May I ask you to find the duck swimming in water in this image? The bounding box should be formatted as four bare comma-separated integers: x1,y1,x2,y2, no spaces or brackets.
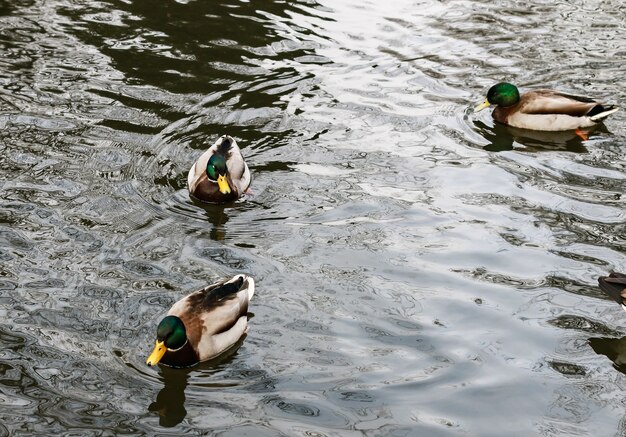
146,275,255,368
475,82,618,131
187,135,251,203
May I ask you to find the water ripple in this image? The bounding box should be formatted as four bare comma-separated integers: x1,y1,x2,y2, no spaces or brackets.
0,0,625,435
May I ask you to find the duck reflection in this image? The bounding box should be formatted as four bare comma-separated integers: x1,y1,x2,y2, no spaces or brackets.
589,336,626,374
189,200,232,241
148,365,189,427
473,119,610,153
148,336,247,427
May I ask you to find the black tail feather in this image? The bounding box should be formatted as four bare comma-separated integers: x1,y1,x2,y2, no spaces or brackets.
216,136,234,155
212,276,244,299
587,104,616,118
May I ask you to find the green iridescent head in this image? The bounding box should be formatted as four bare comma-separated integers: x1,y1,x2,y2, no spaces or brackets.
206,153,231,194
157,315,187,349
206,154,228,182
486,82,520,107
146,315,187,366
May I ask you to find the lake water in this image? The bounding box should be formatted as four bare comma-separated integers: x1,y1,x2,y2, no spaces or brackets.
1,0,625,435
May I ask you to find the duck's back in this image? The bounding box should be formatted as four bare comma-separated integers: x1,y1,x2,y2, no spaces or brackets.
168,275,255,361
518,90,598,116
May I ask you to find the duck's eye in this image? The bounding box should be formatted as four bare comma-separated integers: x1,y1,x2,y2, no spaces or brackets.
206,164,218,181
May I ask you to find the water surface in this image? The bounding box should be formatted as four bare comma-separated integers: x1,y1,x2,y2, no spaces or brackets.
0,0,625,435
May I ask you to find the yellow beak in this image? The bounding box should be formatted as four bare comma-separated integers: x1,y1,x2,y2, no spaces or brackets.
474,100,490,112
217,174,231,194
146,340,166,366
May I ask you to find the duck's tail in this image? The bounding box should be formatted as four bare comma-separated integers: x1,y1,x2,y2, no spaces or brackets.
243,276,255,300
598,272,626,313
589,105,619,122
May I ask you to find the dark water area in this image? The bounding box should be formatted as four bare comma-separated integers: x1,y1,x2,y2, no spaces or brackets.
0,0,625,435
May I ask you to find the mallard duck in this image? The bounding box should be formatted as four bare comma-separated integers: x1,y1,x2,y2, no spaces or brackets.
475,82,618,131
187,135,251,203
598,272,626,313
146,274,255,368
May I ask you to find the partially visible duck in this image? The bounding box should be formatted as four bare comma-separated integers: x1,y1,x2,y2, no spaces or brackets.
146,274,255,368
598,272,626,314
475,82,618,131
187,135,251,203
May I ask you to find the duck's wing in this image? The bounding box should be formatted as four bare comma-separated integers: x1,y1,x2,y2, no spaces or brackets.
168,275,255,361
222,139,251,194
229,160,251,194
598,272,626,311
519,90,606,117
187,146,216,192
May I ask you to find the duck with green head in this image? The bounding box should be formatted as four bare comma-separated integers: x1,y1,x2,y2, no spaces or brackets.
187,135,251,203
475,82,618,131
146,274,255,368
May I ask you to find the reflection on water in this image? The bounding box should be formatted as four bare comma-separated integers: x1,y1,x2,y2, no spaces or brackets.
191,202,234,242
148,327,248,427
589,336,626,374
472,119,595,153
0,0,625,435
149,366,189,427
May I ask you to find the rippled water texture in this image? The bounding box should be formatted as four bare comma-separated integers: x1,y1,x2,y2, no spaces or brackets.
0,0,625,435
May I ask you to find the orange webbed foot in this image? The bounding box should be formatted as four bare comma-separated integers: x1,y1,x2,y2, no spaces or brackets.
575,129,589,141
